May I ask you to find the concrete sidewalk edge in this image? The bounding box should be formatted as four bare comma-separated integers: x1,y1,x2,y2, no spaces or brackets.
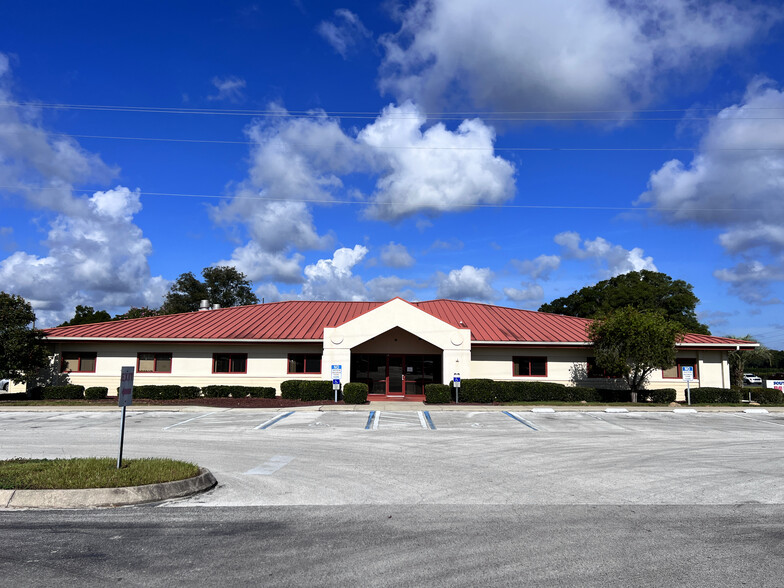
2,467,217,509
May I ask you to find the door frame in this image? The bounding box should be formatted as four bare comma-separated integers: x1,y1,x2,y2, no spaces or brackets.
386,354,405,396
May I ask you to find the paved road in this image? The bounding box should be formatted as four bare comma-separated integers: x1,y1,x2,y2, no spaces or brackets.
1,408,783,586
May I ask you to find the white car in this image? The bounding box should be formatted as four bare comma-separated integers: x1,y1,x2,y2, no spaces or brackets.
0,379,9,392
743,373,762,385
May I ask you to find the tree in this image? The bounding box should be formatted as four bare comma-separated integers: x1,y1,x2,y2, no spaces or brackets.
58,305,112,327
726,335,771,388
161,266,259,314
587,307,684,399
0,292,49,384
113,306,161,321
539,270,710,335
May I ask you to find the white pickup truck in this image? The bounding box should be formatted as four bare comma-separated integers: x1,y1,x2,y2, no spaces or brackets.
743,373,763,385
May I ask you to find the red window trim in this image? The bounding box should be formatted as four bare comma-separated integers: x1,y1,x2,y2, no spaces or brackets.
287,353,322,375
136,352,173,374
60,352,97,373
212,353,248,374
512,356,548,378
662,359,699,380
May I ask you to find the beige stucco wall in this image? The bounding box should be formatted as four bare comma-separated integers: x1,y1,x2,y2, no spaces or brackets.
48,341,324,394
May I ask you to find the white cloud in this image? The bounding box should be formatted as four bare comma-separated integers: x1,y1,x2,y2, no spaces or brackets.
639,78,784,304
359,101,515,220
317,9,372,58
379,0,779,112
208,76,246,103
301,245,369,301
366,275,418,301
214,242,304,284
554,231,657,278
513,254,561,280
379,242,415,268
504,283,544,304
436,265,496,301
0,187,168,325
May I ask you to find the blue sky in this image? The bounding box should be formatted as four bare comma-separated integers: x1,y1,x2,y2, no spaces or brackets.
1,0,783,347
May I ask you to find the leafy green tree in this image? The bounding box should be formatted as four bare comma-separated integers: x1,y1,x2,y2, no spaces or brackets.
539,270,710,335
161,266,259,314
113,306,161,321
58,305,112,327
587,307,684,398
726,335,771,388
0,292,49,384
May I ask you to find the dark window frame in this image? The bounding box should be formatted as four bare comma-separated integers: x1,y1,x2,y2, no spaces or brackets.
512,356,548,378
287,353,322,375
60,351,97,373
662,358,699,380
586,357,624,379
212,353,248,374
136,352,173,374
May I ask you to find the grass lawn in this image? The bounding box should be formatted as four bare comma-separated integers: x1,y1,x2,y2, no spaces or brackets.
0,457,200,490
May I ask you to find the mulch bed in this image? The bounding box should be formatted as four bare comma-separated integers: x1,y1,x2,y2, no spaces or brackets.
0,393,348,408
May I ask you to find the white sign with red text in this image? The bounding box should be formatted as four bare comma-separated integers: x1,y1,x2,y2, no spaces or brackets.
119,366,134,407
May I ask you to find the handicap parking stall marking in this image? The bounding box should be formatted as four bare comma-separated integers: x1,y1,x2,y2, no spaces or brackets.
364,410,381,430
502,411,539,431
255,411,295,430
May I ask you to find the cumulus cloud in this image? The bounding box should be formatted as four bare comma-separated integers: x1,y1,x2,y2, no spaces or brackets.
317,8,372,58
301,245,369,301
208,76,246,103
366,275,418,300
639,78,784,305
436,265,497,301
504,283,544,304
379,0,779,112
358,101,515,220
214,242,304,284
513,254,561,281
0,187,168,325
379,242,415,268
554,231,657,277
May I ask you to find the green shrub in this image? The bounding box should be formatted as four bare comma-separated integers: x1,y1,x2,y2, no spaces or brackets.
84,387,108,400
248,387,276,399
425,383,451,404
299,380,333,401
178,386,200,399
748,387,784,405
690,387,742,404
343,382,368,404
643,388,677,404
280,380,302,400
457,379,495,403
131,385,191,400
595,388,634,403
201,385,232,398
42,385,85,399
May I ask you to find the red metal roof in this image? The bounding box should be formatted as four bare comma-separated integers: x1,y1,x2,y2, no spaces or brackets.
43,298,756,348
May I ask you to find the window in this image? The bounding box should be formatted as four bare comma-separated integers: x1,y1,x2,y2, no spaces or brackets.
663,359,698,379
61,352,97,373
137,352,172,373
288,353,322,374
212,353,247,374
513,356,547,377
586,357,623,379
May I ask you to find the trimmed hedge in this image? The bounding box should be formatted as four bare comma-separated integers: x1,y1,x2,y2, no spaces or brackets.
343,382,368,404
690,387,742,404
748,387,784,405
280,380,302,400
41,385,85,399
300,380,334,401
84,386,108,400
425,383,451,404
131,385,199,400
201,385,275,399
249,387,276,399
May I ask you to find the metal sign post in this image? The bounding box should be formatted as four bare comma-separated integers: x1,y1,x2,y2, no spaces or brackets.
453,373,461,404
682,366,694,406
331,364,342,402
117,366,134,469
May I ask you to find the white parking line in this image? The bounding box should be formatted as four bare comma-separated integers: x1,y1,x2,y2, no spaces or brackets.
162,412,219,430
417,411,428,429
373,410,380,430
733,414,784,428
244,455,294,475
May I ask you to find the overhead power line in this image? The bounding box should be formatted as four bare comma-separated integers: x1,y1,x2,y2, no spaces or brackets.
0,184,761,212
3,101,784,122
2,130,784,152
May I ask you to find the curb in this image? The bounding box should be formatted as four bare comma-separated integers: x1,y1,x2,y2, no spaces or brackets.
1,467,217,509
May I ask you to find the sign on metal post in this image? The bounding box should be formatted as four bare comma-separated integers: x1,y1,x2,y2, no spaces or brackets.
682,366,694,406
117,366,134,468
453,373,461,403
331,365,342,402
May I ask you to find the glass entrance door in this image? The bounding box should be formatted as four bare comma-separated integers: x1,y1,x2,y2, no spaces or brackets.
387,355,404,396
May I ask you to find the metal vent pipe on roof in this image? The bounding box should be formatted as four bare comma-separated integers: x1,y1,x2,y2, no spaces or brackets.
212,303,220,310
199,300,210,311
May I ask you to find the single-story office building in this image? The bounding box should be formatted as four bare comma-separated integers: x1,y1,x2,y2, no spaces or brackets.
41,297,755,401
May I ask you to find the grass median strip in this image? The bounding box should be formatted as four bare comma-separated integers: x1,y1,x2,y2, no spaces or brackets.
0,457,200,490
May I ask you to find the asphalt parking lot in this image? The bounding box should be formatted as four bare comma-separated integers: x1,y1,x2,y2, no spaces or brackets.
1,407,783,507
